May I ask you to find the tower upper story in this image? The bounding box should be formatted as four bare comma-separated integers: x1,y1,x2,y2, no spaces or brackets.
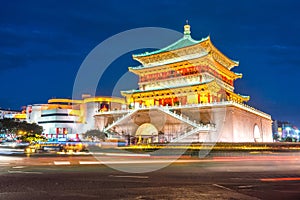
128,24,242,93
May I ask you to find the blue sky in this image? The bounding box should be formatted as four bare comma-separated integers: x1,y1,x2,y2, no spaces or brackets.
1,0,300,126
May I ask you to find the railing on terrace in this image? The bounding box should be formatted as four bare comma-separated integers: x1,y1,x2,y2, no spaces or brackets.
170,124,216,143
95,109,131,115
103,109,139,132
97,101,271,120
156,106,200,128
102,106,216,138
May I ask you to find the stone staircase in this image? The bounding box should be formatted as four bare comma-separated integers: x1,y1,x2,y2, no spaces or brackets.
170,124,215,143
102,106,216,141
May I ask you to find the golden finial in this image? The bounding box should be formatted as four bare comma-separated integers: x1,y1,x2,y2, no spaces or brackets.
184,20,191,35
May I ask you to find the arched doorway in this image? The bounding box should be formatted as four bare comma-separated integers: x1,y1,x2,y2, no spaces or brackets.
253,124,261,142
135,123,159,144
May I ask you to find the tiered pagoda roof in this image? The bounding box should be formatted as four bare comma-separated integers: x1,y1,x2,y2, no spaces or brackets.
132,35,207,57
130,24,239,72
122,23,249,103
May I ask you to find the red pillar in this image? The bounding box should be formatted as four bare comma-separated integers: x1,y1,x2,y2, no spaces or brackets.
56,128,59,138
63,128,66,138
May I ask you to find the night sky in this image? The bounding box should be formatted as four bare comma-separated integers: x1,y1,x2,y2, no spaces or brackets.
1,0,300,126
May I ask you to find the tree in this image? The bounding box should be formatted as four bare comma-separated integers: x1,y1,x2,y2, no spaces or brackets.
0,119,44,143
0,118,43,134
18,132,46,143
284,137,293,142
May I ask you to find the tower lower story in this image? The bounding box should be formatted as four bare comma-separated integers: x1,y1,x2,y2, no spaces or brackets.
94,101,272,143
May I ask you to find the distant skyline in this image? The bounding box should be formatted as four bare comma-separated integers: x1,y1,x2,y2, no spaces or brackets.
1,0,300,126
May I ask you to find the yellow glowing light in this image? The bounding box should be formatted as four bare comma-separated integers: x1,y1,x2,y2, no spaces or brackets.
14,114,26,119
83,96,125,104
48,98,83,104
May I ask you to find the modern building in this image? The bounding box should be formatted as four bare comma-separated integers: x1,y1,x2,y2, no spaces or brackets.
0,108,26,121
26,95,124,140
272,120,299,142
94,24,273,143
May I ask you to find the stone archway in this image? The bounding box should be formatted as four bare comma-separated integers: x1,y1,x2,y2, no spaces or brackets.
253,124,261,142
135,123,159,144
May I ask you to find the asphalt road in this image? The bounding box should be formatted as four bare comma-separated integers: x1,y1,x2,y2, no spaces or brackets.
0,153,300,200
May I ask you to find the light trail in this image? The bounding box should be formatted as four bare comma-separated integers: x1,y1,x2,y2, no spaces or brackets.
212,156,300,162
260,177,300,182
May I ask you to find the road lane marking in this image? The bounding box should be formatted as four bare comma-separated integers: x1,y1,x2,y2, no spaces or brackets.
8,170,23,173
238,185,254,188
109,175,148,179
260,177,300,182
23,171,43,174
0,156,23,161
57,152,91,155
213,184,233,191
12,166,26,169
79,161,101,165
54,161,70,165
92,152,150,157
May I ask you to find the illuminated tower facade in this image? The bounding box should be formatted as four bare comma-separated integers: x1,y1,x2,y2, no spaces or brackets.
95,24,273,143
122,24,247,107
